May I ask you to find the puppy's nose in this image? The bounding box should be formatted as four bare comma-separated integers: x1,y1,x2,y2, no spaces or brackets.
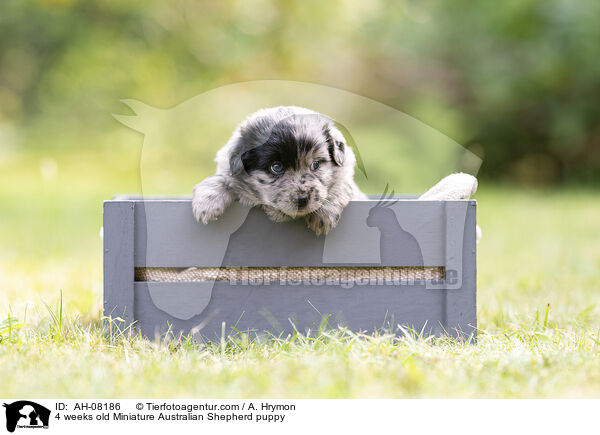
294,194,309,209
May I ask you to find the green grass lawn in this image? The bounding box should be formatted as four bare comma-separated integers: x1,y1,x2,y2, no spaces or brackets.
1,151,600,397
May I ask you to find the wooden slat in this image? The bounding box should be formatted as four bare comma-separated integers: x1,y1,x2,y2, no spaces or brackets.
133,281,449,339
133,200,456,268
103,200,135,326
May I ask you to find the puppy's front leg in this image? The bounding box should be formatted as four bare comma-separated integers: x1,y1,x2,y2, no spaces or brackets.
192,175,235,224
305,203,344,236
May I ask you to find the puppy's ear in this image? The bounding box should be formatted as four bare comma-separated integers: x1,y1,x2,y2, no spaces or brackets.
324,123,346,166
230,148,258,176
228,137,251,176
229,151,244,176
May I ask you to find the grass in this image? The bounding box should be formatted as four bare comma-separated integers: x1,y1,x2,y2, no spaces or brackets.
1,150,600,397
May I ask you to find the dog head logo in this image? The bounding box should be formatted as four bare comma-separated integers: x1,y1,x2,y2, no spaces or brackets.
3,401,50,433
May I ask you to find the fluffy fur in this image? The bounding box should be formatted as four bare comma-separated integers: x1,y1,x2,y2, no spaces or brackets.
193,106,366,235
419,172,478,200
419,172,482,243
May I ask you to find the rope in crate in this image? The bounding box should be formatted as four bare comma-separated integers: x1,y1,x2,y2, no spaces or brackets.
135,266,446,283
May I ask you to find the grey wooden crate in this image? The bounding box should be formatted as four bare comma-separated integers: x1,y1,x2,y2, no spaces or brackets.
103,198,477,340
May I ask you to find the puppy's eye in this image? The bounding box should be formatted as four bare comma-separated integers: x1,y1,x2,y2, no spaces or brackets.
311,161,320,171
270,162,284,175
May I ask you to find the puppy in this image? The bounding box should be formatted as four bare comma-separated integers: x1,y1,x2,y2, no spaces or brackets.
192,106,366,235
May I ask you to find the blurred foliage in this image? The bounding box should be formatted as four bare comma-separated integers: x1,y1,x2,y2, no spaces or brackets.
1,0,599,184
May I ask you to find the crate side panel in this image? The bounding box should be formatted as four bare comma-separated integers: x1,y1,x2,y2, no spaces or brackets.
134,200,448,268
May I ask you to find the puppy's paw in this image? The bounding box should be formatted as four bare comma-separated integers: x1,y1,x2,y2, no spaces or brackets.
263,206,292,223
192,182,229,224
305,211,340,236
192,196,227,224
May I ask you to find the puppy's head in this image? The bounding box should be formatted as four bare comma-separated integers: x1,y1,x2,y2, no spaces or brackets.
230,110,350,217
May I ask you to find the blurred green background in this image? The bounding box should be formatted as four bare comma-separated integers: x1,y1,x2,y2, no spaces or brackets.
2,0,600,185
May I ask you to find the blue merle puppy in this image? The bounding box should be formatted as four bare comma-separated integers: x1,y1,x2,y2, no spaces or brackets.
192,106,366,235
